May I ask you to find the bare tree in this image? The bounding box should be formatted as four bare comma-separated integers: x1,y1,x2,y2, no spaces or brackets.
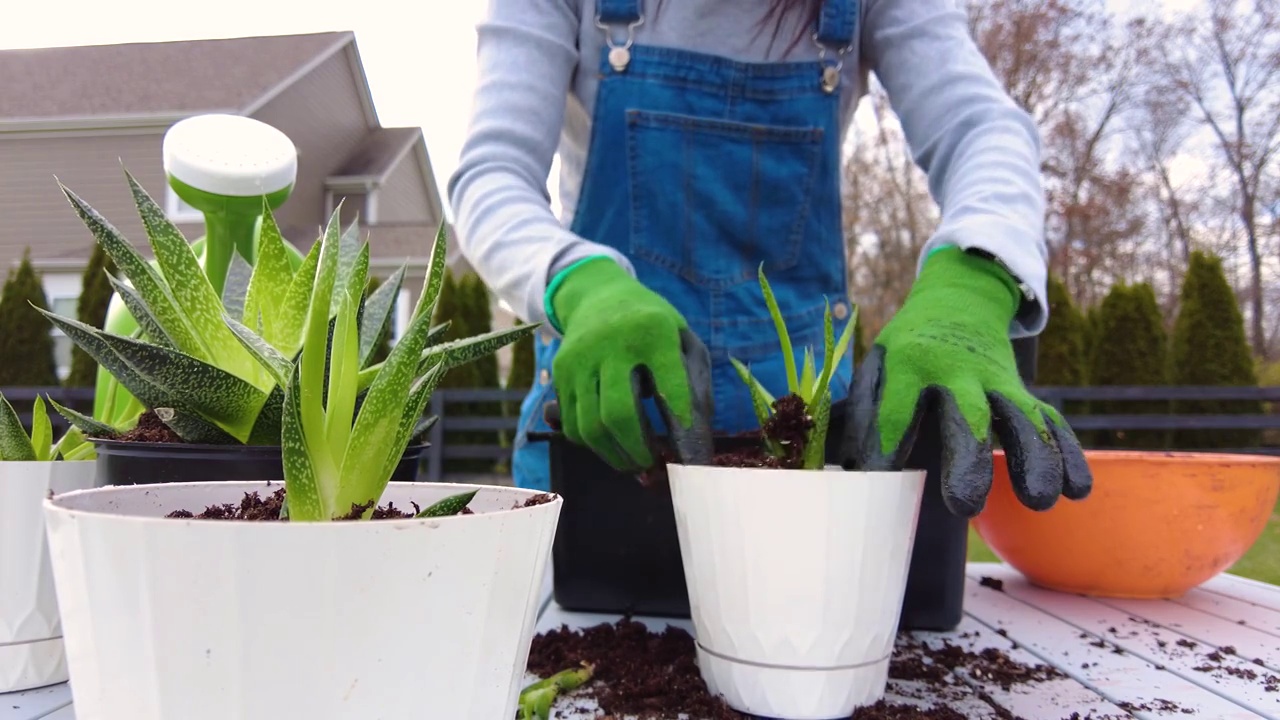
1156,0,1280,358
841,84,939,340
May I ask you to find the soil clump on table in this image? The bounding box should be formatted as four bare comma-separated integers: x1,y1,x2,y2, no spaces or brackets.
165,486,556,521
526,620,1070,719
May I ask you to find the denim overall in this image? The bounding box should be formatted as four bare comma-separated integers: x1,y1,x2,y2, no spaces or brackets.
513,0,859,492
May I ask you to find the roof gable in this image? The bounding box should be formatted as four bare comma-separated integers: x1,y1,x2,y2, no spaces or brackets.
0,32,351,122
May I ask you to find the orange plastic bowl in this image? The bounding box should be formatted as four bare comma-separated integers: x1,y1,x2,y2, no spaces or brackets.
972,450,1280,598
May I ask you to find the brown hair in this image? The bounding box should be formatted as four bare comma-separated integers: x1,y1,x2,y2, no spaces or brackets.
653,0,823,53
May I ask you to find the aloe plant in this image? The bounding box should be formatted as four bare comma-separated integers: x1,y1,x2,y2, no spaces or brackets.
0,391,94,462
42,169,532,447
731,265,858,470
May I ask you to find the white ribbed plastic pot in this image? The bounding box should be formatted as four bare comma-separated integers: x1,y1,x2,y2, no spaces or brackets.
0,461,98,692
42,481,561,720
668,464,927,719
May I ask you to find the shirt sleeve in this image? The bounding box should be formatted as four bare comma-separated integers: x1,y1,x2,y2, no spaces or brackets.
446,0,635,329
862,0,1049,337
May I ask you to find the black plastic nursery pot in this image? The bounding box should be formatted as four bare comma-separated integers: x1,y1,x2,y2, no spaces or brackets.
531,337,1039,631
92,439,429,487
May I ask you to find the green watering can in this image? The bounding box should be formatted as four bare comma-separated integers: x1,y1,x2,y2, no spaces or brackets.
94,114,307,425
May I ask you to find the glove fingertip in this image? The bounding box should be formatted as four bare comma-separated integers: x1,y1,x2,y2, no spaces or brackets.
938,389,994,518
1046,413,1093,501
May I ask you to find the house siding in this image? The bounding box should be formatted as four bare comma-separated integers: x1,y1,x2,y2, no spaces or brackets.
375,153,433,225
0,131,175,269
250,47,370,237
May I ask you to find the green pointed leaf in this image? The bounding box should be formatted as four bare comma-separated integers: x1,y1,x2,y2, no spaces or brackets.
381,361,447,482
95,332,268,440
800,348,816,402
281,362,326,521
243,204,296,346
803,392,831,470
809,300,837,414
360,265,406,368
105,273,176,349
221,252,253,321
52,426,90,461
0,392,35,461
829,304,859,376
62,441,97,462
246,386,285,446
59,181,206,358
49,398,119,439
325,289,360,455
414,488,477,518
758,265,798,395
333,223,369,317
411,222,450,323
336,304,441,515
225,314,292,388
411,415,438,444
730,357,775,430
30,396,52,461
274,237,322,357
37,309,192,423
298,210,345,501
356,324,537,392
126,171,263,385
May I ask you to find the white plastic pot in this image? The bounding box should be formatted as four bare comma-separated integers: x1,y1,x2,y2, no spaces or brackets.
42,481,562,720
668,463,927,719
0,461,98,692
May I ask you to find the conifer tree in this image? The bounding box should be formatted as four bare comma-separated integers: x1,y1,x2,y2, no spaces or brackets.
1170,251,1261,449
0,249,59,386
66,244,118,387
1088,283,1169,449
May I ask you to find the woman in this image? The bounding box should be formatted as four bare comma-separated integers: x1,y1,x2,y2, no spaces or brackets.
448,0,1092,517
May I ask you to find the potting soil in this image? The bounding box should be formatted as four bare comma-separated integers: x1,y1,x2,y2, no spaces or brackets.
165,486,556,521
525,619,1072,719
112,410,182,443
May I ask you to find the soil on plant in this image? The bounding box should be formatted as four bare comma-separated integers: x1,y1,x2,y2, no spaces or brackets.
525,621,1071,719
164,487,555,521
638,393,814,486
111,410,182,443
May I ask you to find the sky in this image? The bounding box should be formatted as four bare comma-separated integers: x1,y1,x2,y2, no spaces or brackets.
0,0,1204,222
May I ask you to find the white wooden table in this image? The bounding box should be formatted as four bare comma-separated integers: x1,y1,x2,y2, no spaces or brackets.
6,562,1279,719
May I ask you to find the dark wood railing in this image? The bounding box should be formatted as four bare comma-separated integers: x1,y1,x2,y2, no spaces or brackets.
5,385,1279,474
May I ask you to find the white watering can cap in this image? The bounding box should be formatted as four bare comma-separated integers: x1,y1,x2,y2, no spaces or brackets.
163,114,298,197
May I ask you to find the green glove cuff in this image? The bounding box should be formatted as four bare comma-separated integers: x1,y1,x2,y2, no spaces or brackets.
544,255,621,334
913,245,1022,330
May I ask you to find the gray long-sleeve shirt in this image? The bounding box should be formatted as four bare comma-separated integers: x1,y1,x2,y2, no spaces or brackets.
447,0,1048,337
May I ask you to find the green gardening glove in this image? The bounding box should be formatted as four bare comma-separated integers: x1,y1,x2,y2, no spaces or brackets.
843,246,1092,517
547,256,696,471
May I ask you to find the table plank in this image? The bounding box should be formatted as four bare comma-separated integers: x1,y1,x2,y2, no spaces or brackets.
0,685,70,720
1175,588,1280,636
912,616,1133,719
1096,595,1280,673
1202,575,1280,613
964,566,1273,718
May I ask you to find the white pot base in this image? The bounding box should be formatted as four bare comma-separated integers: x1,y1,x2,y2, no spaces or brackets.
697,645,890,720
0,637,69,693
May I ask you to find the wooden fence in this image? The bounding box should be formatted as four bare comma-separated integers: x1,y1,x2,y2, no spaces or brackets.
5,385,1280,478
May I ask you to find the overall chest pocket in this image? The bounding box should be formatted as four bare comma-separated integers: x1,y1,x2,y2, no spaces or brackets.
625,110,824,290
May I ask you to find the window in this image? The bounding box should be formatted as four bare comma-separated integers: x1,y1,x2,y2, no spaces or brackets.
42,273,82,381
165,187,203,224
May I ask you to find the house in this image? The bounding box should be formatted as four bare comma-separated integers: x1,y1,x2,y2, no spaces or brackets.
0,30,515,381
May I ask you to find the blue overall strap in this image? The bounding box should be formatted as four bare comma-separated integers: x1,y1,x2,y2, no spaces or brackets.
597,0,641,24
816,0,858,48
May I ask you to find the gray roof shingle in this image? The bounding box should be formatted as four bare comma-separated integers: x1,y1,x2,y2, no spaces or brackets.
0,31,350,121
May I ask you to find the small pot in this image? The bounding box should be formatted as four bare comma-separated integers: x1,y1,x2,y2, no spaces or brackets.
0,460,98,692
668,463,926,719
92,440,428,485
42,480,562,720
